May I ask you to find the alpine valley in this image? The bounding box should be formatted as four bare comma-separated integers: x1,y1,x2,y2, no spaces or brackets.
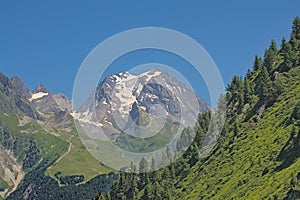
0,67,208,199
1,17,300,200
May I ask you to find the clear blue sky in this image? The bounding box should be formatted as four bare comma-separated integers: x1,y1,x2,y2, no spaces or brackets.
1,1,300,104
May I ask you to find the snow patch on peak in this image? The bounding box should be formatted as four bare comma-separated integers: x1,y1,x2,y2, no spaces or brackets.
111,70,161,114
29,92,49,101
139,70,161,82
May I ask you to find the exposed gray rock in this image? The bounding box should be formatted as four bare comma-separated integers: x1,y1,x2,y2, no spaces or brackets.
75,69,210,141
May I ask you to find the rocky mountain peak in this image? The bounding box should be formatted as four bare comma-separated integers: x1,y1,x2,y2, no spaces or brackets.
74,69,210,141
10,76,31,98
33,84,50,94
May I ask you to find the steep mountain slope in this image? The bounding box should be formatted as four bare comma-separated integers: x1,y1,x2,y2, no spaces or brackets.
175,67,300,199
98,17,300,200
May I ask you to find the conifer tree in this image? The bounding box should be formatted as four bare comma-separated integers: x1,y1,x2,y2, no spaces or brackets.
226,75,244,111
291,16,300,40
127,162,138,200
255,66,272,104
117,173,126,200
280,37,286,49
280,42,295,71
243,76,253,104
189,143,200,166
139,157,149,190
253,55,263,71
246,69,252,79
289,34,300,67
263,39,278,72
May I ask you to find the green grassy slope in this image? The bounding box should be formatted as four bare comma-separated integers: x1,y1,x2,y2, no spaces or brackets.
175,67,300,199
46,132,112,182
99,17,300,200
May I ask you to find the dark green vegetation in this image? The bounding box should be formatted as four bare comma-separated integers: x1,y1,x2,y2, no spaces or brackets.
97,17,300,200
7,159,118,200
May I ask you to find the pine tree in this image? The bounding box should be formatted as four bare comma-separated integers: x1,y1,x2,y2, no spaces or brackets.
117,173,127,200
226,75,244,111
127,162,138,200
139,157,149,190
280,37,286,49
189,143,200,166
149,157,157,183
280,41,298,72
289,18,300,67
263,39,278,72
194,123,205,146
291,16,300,40
253,55,263,71
255,66,272,104
246,69,252,79
289,34,300,66
243,76,253,104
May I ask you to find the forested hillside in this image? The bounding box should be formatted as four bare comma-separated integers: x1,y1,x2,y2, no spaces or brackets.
97,17,300,200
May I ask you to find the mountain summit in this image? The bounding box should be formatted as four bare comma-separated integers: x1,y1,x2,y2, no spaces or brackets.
73,69,209,141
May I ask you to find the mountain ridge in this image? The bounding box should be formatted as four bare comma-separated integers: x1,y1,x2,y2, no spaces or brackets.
0,68,210,199
73,69,209,143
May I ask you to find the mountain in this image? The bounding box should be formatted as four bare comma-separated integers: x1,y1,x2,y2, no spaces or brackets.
96,17,300,200
73,70,209,144
0,68,209,199
2,16,299,200
0,73,116,199
0,74,38,120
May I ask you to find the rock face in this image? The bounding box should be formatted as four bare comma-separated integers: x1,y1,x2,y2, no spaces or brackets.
73,69,210,141
0,73,37,119
53,93,73,112
32,84,50,94
28,84,73,128
29,84,72,115
11,76,31,99
0,72,73,126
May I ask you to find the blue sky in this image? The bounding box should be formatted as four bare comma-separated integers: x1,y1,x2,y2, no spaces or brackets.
1,1,300,104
